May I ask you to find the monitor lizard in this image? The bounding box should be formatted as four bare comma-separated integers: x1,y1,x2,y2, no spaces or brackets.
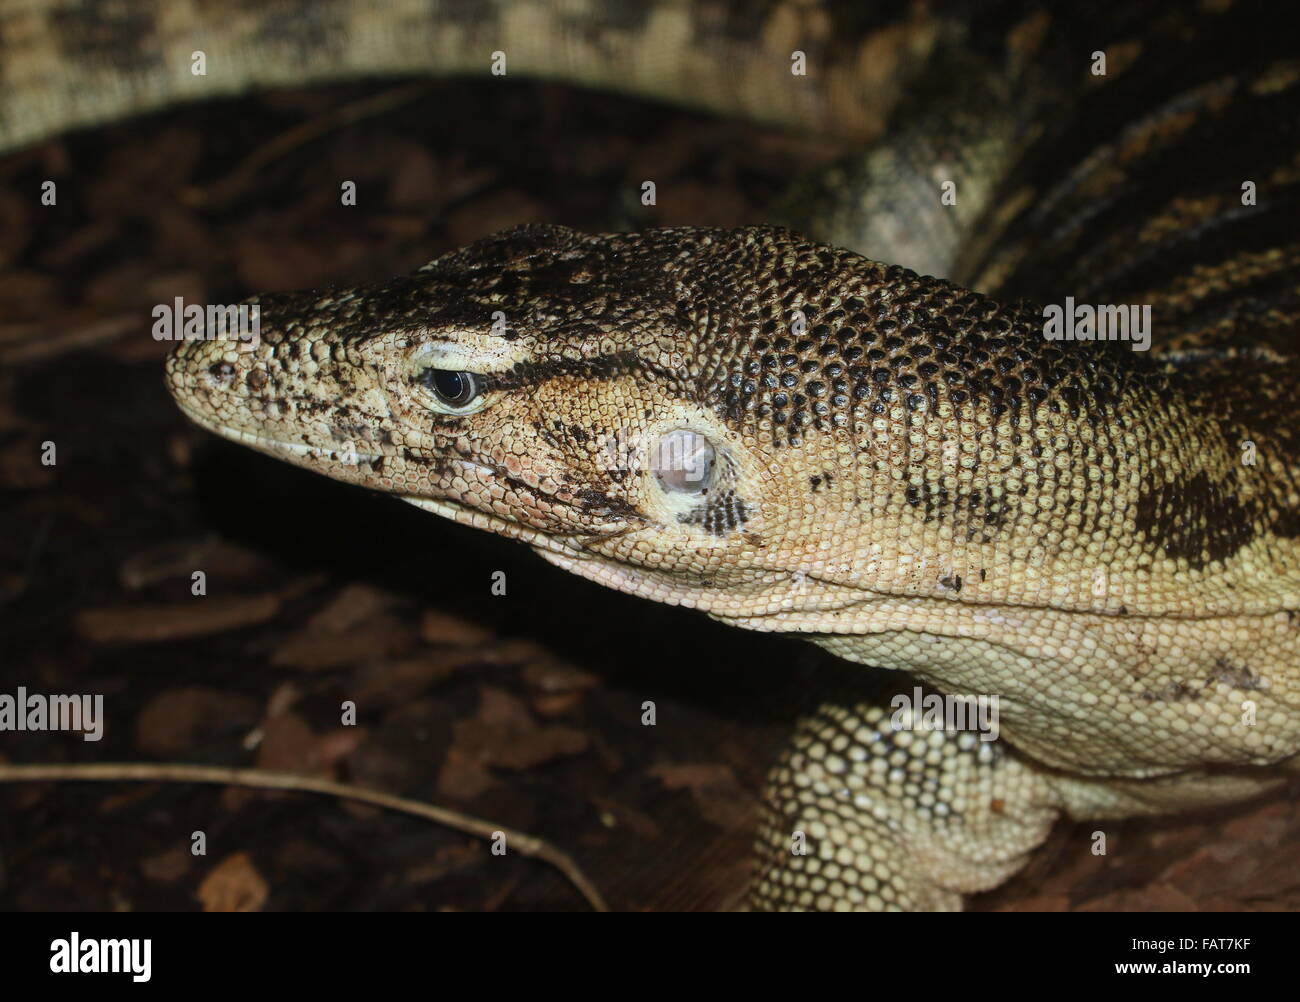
7,0,1300,910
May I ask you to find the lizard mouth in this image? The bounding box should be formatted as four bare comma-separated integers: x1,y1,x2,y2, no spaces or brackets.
173,400,386,466
175,401,637,553
404,458,644,554
397,495,617,556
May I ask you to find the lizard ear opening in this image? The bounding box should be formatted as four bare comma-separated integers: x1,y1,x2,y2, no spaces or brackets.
652,429,716,494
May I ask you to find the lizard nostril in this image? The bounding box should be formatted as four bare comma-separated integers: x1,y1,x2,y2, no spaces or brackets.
207,361,236,383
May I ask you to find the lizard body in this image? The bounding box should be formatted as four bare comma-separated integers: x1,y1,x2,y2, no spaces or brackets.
9,0,1300,908
167,220,1300,909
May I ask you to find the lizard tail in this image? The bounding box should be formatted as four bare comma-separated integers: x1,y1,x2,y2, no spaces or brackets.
0,0,945,154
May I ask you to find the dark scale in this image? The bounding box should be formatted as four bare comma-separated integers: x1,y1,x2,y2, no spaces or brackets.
678,490,751,537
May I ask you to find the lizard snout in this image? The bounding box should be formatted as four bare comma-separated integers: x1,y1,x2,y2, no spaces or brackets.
165,336,254,425
164,332,299,441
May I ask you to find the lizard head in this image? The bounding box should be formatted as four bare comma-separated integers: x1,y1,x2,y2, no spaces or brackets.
167,223,1077,627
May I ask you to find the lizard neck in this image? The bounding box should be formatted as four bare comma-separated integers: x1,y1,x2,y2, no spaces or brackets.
679,278,1300,629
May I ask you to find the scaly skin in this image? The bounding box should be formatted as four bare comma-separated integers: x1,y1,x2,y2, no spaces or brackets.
167,224,1300,909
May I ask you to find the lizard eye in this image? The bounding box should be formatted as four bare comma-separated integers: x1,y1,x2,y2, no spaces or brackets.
418,369,481,412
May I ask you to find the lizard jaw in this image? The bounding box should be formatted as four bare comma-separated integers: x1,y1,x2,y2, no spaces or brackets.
173,399,387,472
398,495,622,558
176,396,642,552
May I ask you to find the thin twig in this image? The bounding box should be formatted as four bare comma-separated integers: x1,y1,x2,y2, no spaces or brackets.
0,761,608,911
